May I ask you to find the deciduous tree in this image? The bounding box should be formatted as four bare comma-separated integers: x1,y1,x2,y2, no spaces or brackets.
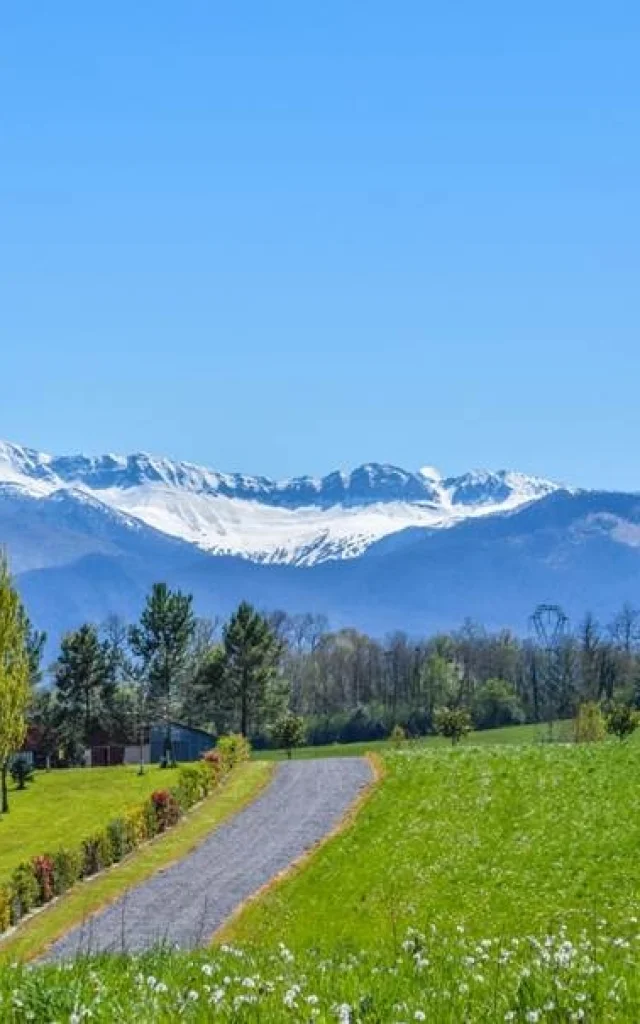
472,678,524,730
0,554,31,813
433,706,472,746
273,711,306,758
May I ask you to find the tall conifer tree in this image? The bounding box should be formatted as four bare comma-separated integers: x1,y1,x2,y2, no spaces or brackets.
54,624,112,751
222,601,284,736
129,583,195,764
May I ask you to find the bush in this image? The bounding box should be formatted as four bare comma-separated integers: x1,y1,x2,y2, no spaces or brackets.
575,702,606,743
175,762,212,810
202,748,223,781
339,707,386,745
403,708,432,738
106,817,128,862
123,805,150,850
82,829,115,877
143,797,160,838
52,846,83,895
217,733,251,769
202,747,221,766
605,702,639,741
10,862,40,924
303,706,404,747
32,855,55,904
151,789,181,832
390,724,407,748
0,886,11,934
10,758,34,790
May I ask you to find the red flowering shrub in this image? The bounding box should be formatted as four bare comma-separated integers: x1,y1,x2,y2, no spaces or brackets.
202,748,222,768
32,855,55,904
151,789,181,832
202,748,223,781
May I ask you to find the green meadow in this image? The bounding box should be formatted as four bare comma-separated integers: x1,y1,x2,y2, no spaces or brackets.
233,742,640,949
3,737,640,1020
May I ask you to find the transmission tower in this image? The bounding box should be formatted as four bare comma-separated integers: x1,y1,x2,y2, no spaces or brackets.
530,604,569,738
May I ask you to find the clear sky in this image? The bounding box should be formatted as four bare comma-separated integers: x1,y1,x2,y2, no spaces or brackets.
1,3,639,489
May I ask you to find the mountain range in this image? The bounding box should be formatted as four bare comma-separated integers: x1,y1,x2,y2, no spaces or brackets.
1,440,639,651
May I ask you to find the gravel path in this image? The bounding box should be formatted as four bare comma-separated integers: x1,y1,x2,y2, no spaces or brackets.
43,757,372,959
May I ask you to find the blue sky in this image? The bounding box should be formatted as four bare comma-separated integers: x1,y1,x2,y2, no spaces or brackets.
2,3,639,488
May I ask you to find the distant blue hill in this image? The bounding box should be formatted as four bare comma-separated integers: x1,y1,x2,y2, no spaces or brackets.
3,482,640,653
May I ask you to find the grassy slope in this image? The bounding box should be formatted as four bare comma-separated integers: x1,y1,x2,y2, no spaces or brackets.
0,765,182,884
254,719,574,760
1,761,274,962
229,741,640,952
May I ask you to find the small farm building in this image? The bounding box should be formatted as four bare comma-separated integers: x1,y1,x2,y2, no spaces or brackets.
89,723,215,767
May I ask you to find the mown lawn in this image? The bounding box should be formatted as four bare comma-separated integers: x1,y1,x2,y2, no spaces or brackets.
0,765,180,883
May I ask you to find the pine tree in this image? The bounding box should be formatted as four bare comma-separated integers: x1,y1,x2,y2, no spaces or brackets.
129,583,195,765
28,689,62,770
188,645,227,731
53,624,112,752
222,602,285,736
0,554,31,813
20,610,46,688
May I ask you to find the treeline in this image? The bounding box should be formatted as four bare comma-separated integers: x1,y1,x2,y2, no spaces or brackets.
272,605,640,744
27,586,640,757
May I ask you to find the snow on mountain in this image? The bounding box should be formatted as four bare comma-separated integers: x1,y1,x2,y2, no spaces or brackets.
0,441,562,566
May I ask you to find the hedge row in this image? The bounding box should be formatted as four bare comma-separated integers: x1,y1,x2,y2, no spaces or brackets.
0,733,250,935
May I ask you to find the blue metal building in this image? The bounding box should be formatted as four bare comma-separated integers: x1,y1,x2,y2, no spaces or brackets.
149,722,215,764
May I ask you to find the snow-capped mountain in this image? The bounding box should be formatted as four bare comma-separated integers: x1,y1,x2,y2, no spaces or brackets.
2,441,640,650
0,441,561,566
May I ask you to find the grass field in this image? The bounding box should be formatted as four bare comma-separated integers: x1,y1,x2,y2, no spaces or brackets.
254,719,574,760
232,743,640,948
0,765,183,884
3,736,640,1020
